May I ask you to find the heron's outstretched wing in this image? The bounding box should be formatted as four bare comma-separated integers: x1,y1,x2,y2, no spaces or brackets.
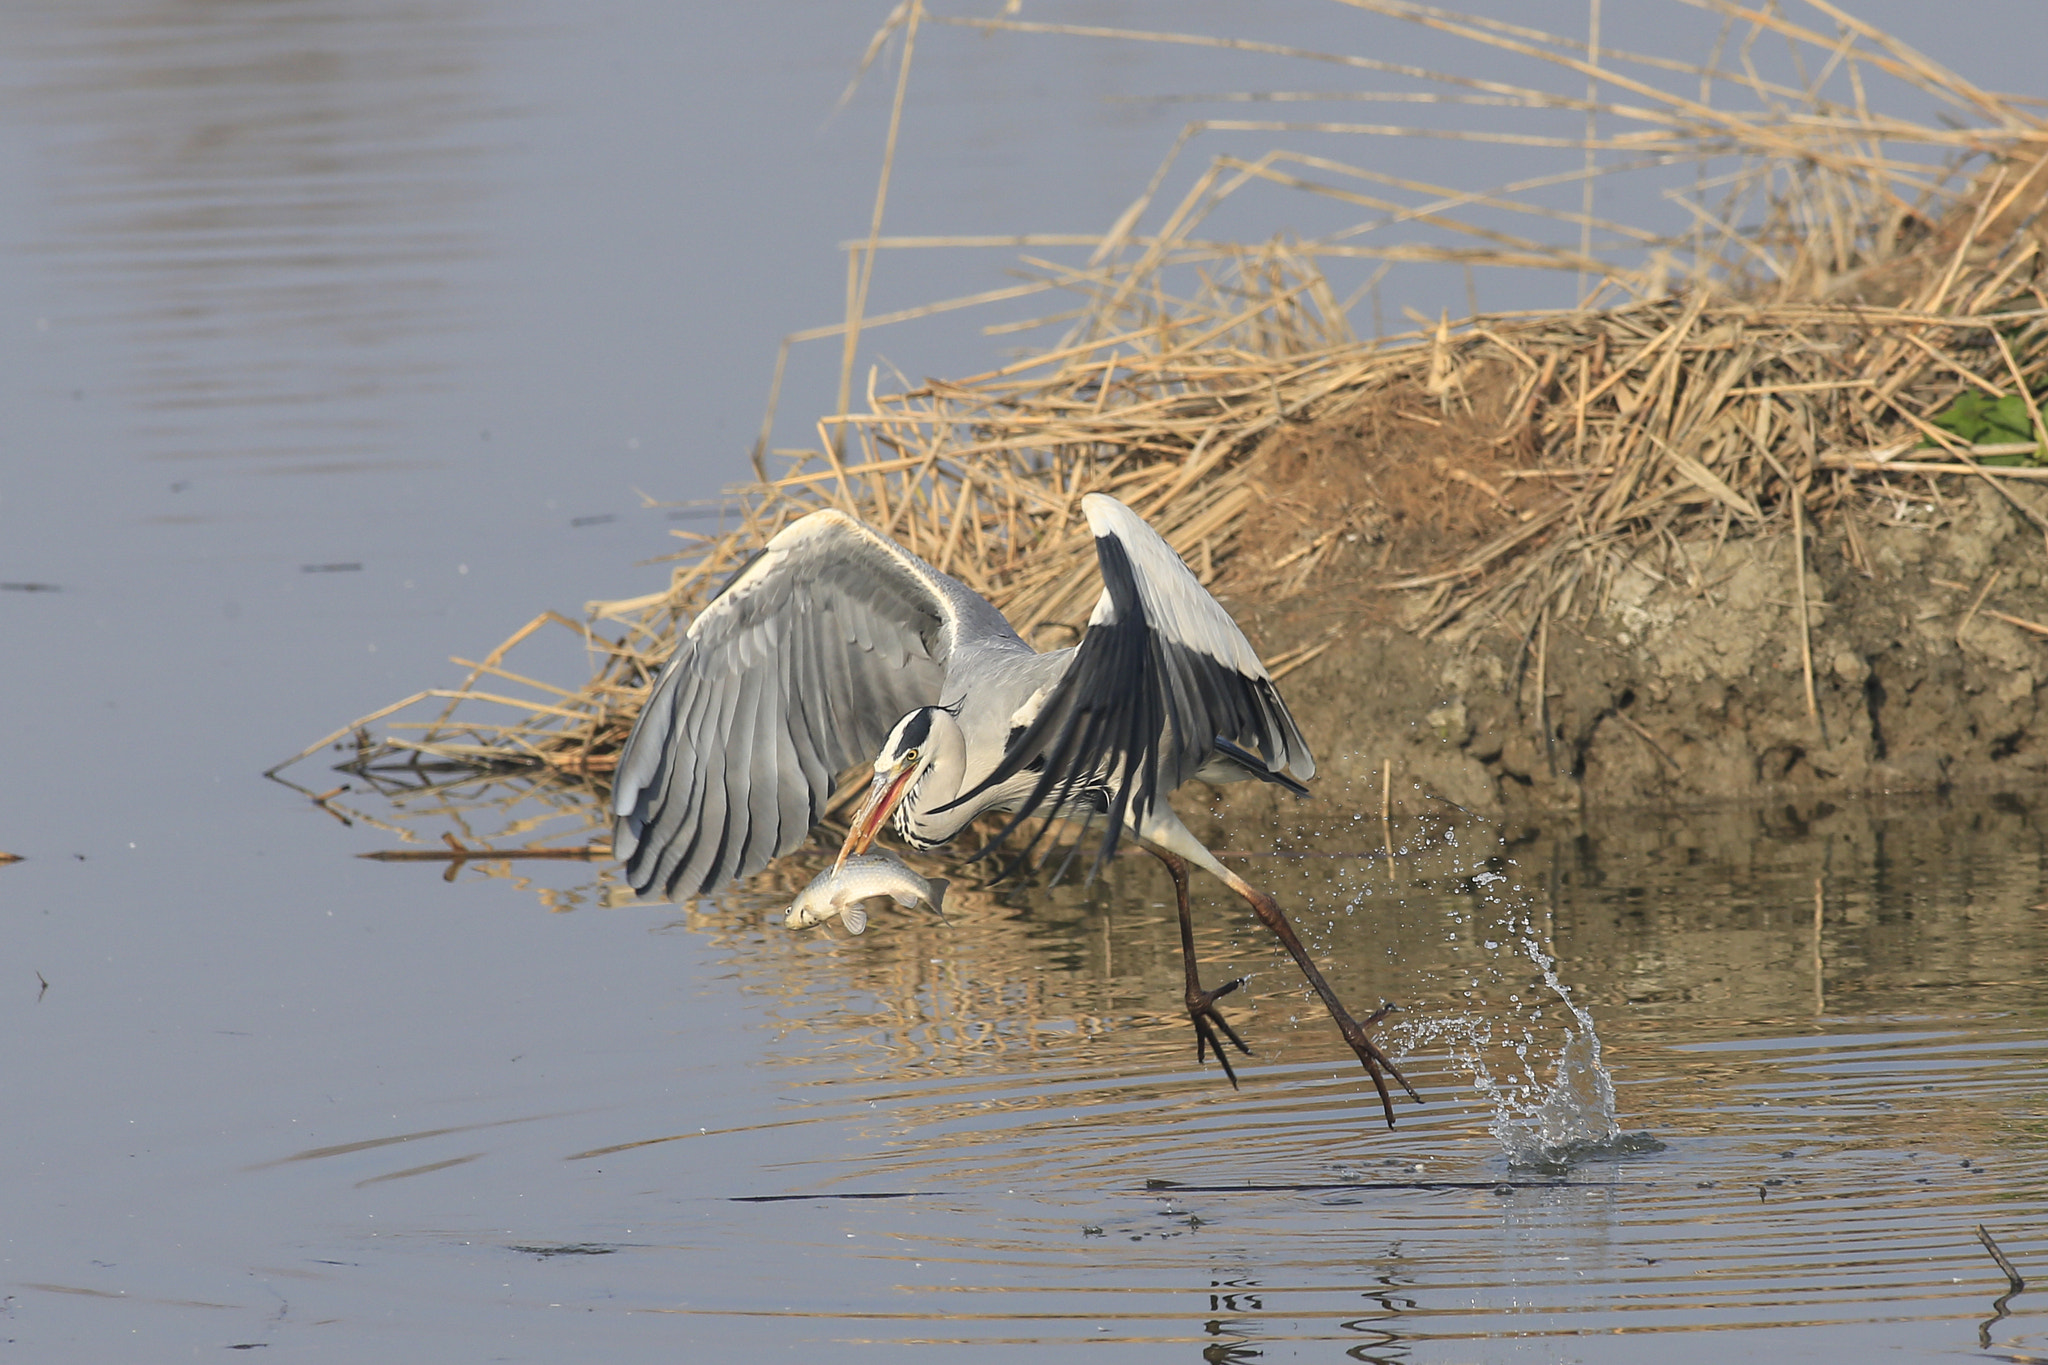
953,491,1313,874
612,509,1003,899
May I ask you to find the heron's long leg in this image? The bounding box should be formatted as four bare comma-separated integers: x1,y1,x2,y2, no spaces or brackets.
1146,846,1252,1088
1136,806,1418,1127
1216,863,1420,1129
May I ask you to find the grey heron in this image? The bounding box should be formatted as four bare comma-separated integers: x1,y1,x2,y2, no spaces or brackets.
611,492,1418,1125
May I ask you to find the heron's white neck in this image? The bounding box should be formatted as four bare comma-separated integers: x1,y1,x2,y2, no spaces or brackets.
893,708,973,850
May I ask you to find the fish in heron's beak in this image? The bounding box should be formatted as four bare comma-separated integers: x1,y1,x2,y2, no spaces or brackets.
837,757,917,870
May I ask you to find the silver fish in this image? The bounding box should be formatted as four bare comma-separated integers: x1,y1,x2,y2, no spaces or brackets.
783,850,950,935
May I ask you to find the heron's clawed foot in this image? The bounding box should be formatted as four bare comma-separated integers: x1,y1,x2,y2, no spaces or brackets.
1336,1001,1421,1129
1187,976,1254,1089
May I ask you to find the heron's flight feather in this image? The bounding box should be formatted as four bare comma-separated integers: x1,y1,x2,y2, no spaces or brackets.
947,492,1313,879
612,509,1011,898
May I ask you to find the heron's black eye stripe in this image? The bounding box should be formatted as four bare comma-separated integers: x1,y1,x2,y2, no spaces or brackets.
898,707,934,752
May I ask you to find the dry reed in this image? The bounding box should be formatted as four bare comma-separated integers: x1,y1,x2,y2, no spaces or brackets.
277,0,2048,842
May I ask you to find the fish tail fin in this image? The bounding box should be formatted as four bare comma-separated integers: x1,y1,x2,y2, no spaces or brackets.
840,903,868,936
925,878,950,923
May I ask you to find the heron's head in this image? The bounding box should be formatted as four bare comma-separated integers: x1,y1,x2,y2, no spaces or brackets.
838,706,953,867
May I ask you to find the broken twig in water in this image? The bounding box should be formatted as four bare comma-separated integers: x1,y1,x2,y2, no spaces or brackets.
357,839,612,863
1977,1222,2027,1349
1979,1223,2027,1297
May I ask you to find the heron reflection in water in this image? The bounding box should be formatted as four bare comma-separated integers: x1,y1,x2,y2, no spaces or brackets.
611,492,1417,1125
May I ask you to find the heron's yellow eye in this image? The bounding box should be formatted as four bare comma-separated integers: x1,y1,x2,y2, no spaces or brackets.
903,748,921,764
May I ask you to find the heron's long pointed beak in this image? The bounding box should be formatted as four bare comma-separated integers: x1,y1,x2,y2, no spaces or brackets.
837,761,915,870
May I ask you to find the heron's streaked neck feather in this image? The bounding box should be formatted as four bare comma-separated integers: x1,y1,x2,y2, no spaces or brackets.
892,708,973,850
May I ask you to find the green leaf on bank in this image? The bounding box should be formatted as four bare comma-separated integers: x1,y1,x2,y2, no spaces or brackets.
1922,390,2046,465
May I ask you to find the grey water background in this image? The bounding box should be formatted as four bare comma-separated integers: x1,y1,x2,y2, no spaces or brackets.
2,2,2045,1360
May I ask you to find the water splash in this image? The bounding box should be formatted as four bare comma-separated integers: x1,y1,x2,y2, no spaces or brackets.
1500,958,1666,1167
1483,936,1621,1164
1380,868,1659,1170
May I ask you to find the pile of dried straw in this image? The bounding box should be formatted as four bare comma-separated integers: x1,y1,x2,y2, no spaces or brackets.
279,0,2048,831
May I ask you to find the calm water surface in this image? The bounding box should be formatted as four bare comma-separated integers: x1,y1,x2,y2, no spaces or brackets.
3,3,2046,1362
19,769,2047,1361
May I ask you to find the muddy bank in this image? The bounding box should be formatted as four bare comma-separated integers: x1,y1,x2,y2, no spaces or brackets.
1214,478,2048,829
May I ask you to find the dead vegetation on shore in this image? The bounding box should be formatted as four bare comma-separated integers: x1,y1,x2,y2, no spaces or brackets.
277,0,2048,838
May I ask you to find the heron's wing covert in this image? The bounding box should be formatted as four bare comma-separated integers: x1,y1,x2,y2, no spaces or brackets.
954,491,1312,875
612,509,982,898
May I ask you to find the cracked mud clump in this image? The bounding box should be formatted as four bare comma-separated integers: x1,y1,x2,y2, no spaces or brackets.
1213,444,2047,828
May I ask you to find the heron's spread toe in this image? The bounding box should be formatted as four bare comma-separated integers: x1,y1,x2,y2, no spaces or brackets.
1186,976,1253,1089
1336,1005,1419,1129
